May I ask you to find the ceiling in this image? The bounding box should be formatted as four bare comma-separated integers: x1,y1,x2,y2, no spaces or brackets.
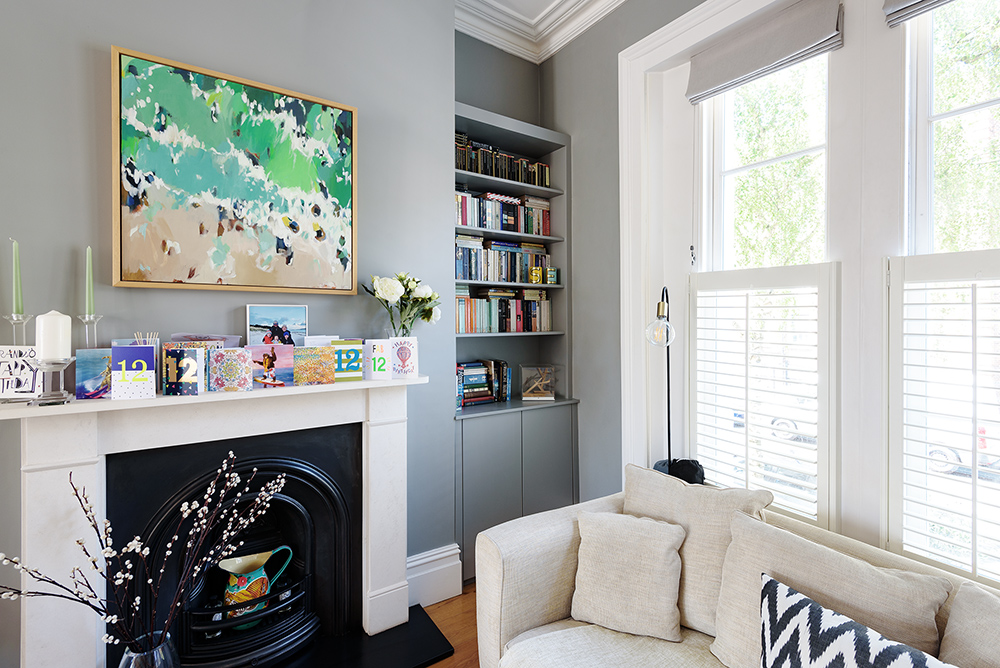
456,0,629,64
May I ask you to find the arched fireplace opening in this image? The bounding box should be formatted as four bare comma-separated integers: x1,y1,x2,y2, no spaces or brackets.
105,425,362,667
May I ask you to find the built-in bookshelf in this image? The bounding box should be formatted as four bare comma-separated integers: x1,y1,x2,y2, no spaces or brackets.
454,102,577,580
453,102,573,412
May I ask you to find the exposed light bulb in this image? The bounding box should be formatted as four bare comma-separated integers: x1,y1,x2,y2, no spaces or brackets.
645,287,675,347
645,316,675,348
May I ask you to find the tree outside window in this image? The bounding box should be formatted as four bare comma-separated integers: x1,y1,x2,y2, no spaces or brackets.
714,56,828,270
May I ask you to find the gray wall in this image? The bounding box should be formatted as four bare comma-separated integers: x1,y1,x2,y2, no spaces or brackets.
540,0,706,499
0,0,455,574
0,424,19,668
455,32,541,125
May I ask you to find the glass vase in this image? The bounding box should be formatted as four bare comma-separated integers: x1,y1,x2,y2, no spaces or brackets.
118,631,180,668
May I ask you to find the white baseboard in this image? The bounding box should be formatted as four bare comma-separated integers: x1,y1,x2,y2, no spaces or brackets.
406,543,463,607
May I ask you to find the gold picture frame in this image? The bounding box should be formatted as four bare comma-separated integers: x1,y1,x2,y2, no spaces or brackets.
112,46,357,294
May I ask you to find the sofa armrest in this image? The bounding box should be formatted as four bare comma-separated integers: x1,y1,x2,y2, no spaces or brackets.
476,492,626,668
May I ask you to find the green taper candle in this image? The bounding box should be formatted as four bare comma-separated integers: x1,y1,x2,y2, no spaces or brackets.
85,246,94,315
11,238,22,315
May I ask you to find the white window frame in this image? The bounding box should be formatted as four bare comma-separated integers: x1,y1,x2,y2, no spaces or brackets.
689,262,840,527
908,14,934,255
908,9,1000,256
703,61,831,272
620,0,907,540
887,248,1000,583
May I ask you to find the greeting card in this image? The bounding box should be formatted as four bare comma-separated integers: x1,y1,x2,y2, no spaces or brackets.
363,339,392,381
75,348,112,400
245,344,294,388
162,340,222,391
0,346,41,400
111,345,156,400
293,347,338,386
208,348,253,392
329,339,364,382
163,348,206,396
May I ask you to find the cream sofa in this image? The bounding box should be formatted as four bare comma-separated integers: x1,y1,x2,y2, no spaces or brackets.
476,465,1000,668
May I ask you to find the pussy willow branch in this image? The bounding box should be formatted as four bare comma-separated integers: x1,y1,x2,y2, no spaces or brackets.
1,454,285,655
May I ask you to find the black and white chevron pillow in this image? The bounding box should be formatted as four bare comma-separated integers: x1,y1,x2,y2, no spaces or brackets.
760,575,955,668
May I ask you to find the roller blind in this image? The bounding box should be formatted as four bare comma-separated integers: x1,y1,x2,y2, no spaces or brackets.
883,0,957,27
888,251,1000,583
685,0,843,104
689,263,838,526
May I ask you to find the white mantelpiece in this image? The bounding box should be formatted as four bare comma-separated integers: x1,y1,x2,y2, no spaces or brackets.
0,377,427,668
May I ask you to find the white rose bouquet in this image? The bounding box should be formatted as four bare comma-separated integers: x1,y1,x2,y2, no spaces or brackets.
364,272,442,337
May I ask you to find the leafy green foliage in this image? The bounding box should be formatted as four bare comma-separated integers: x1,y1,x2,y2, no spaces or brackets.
721,58,827,269
930,0,1000,253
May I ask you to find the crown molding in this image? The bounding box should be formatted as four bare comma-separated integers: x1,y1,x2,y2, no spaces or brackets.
456,0,631,64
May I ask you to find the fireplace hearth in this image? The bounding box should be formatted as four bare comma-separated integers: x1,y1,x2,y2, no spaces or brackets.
105,426,363,667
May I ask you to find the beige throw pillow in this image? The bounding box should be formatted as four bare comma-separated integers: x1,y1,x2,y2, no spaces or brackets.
938,581,1000,668
571,511,686,642
622,463,773,635
711,511,953,668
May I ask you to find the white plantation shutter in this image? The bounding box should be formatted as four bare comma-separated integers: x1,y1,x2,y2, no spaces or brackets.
888,250,1000,583
689,263,839,527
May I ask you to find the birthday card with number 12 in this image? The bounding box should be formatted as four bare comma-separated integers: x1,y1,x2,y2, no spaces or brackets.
111,345,157,399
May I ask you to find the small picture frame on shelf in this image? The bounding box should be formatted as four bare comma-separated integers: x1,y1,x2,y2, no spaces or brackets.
520,364,557,401
246,304,308,347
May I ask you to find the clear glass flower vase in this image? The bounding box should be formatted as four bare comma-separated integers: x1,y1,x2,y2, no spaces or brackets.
118,632,180,668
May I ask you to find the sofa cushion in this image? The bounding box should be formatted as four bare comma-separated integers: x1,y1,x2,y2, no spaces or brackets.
622,464,773,635
761,575,957,668
571,511,686,642
938,581,1000,668
711,512,952,668
499,623,724,668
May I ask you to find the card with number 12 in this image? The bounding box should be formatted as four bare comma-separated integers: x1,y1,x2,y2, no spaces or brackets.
163,348,205,395
111,345,157,399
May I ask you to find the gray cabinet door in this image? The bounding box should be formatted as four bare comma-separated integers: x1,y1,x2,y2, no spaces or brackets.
462,412,522,580
522,405,574,516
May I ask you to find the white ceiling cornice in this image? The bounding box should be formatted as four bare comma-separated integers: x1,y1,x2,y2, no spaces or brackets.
456,0,631,64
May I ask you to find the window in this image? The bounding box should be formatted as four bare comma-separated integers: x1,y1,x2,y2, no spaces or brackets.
708,56,829,270
694,51,836,527
690,263,838,526
888,251,1000,583
911,0,1000,254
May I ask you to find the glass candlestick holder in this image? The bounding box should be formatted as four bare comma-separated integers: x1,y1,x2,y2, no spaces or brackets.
3,313,34,346
76,314,103,349
30,357,75,406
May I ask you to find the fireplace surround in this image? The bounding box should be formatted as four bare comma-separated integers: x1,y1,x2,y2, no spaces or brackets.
0,377,426,668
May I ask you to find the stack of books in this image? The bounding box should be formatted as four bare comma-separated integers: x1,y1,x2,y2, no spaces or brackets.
456,359,512,408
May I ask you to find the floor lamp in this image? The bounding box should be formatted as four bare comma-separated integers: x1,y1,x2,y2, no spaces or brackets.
646,287,704,483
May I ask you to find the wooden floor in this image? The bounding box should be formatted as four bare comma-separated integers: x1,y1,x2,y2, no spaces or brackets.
424,583,479,668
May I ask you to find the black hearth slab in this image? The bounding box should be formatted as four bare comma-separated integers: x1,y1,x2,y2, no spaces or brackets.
279,605,455,668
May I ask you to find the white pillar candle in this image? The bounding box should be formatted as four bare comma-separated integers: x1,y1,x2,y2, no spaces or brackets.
36,310,72,360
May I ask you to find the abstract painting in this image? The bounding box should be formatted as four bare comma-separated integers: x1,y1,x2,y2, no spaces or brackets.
112,47,356,294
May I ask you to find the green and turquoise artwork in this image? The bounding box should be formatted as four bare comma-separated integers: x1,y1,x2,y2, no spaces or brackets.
114,47,356,293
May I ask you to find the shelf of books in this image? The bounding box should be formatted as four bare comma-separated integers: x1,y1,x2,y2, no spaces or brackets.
454,102,573,417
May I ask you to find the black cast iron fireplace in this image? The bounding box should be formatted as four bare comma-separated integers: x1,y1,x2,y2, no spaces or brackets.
105,425,363,667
